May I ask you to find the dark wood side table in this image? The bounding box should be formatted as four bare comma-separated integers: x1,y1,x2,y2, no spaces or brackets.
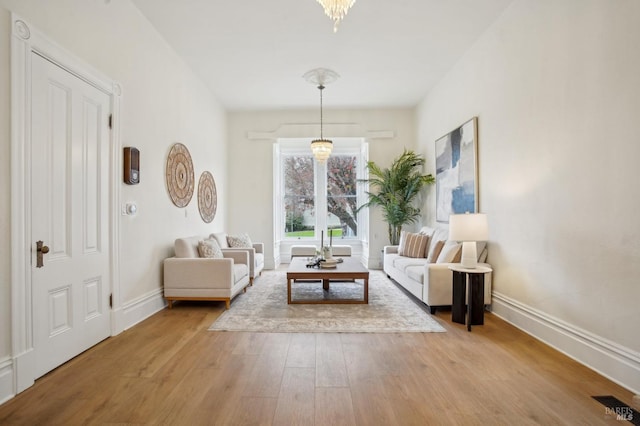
449,265,492,331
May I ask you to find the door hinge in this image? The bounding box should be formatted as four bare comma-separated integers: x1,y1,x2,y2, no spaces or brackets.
108,114,113,129
109,293,113,309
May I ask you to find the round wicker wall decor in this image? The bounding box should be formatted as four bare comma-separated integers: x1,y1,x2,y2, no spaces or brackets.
166,143,195,208
197,171,217,223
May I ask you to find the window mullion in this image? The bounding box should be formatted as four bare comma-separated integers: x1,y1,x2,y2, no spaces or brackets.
316,160,328,239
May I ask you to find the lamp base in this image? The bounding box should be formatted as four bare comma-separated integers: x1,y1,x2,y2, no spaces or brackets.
460,241,478,269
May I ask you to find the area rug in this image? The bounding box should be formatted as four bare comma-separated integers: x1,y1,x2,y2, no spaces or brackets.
208,269,446,333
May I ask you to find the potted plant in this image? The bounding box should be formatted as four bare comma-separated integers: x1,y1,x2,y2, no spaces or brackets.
357,149,435,245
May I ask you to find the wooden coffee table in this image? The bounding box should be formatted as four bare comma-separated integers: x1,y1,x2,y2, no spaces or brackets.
286,257,369,304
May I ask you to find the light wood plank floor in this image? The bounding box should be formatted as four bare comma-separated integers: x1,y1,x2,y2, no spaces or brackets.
0,291,636,425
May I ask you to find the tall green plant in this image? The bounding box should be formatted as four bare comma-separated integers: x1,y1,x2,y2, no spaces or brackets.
357,150,435,245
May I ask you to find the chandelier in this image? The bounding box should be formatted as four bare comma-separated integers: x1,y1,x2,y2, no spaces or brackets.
304,68,339,163
316,0,356,32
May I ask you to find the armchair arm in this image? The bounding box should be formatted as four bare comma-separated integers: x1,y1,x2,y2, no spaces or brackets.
253,242,264,254
221,248,253,278
222,250,250,266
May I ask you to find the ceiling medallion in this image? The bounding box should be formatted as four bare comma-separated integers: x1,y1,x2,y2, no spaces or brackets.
303,68,340,163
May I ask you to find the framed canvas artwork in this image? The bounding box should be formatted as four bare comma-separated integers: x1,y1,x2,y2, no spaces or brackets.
435,117,478,223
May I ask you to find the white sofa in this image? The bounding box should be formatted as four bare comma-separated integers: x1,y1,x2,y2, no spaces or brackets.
211,232,264,284
163,236,251,309
384,226,492,314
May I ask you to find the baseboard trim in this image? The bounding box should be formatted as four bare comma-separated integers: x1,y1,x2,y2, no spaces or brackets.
0,357,14,405
492,291,640,395
119,288,166,331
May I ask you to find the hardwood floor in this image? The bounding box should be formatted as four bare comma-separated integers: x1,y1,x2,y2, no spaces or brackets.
0,296,635,425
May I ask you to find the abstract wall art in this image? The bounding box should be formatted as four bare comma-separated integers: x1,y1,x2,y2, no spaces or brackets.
435,117,478,223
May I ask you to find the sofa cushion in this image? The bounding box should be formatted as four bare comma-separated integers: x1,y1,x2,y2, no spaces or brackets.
198,239,224,259
211,232,230,248
255,253,264,268
436,240,462,263
476,242,487,262
174,236,200,258
393,256,430,273
427,240,445,263
227,233,253,248
398,231,429,258
425,228,446,258
233,263,249,282
405,265,425,284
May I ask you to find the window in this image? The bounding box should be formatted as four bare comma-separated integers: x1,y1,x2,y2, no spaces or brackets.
327,155,358,238
276,138,367,242
283,155,315,238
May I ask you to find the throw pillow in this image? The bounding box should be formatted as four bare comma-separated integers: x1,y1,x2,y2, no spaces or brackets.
211,232,229,248
436,240,462,263
427,240,445,263
398,232,430,259
198,239,223,259
227,233,253,248
397,231,408,256
452,246,462,263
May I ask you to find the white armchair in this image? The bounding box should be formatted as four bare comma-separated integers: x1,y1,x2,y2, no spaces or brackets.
163,236,250,309
211,232,264,284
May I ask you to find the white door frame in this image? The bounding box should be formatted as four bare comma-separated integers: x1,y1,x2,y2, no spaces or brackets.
10,14,122,393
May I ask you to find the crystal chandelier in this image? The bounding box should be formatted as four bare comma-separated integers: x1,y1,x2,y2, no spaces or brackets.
316,0,356,32
310,84,332,163
304,68,339,163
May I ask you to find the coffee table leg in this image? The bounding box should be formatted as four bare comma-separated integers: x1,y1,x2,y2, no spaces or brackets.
287,277,292,304
364,277,369,303
323,279,330,291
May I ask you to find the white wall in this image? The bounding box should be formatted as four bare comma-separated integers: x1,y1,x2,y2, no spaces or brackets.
227,109,418,269
417,0,640,393
0,0,227,382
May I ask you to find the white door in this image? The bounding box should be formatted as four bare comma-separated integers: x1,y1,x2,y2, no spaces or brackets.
31,52,112,378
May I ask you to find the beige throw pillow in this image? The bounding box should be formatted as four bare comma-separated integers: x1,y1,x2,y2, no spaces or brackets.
198,239,223,259
227,233,253,248
427,240,445,263
436,240,462,263
211,232,229,248
398,232,430,259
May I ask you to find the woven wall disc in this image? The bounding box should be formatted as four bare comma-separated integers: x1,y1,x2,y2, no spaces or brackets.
198,171,217,223
166,143,195,208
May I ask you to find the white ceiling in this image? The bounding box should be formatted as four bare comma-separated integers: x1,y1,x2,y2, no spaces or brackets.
131,0,514,111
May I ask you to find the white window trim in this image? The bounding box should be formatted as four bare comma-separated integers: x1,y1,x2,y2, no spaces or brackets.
275,138,368,261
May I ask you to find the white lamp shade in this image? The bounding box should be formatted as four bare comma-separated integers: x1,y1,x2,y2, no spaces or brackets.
449,213,489,242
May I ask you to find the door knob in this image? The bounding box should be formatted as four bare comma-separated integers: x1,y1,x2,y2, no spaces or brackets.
36,240,49,268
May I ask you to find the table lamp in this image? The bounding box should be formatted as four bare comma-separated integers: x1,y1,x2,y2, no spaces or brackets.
449,213,489,269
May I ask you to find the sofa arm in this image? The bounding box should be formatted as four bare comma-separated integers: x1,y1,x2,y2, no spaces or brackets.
384,245,399,255
253,243,264,254
425,263,453,282
424,262,492,307
164,257,234,289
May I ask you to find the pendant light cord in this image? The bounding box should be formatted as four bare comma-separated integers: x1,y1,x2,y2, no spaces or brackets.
318,84,325,140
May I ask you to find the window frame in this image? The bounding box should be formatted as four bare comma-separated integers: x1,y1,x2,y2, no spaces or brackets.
275,138,368,245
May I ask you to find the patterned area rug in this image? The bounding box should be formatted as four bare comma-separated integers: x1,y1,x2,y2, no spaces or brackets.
209,269,446,333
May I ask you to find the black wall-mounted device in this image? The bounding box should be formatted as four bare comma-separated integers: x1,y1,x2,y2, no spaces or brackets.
123,147,140,185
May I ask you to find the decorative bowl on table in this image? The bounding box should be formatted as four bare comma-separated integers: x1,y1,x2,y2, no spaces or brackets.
320,258,338,269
